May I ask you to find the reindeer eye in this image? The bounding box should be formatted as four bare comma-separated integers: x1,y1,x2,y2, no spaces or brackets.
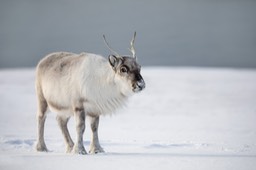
120,66,128,73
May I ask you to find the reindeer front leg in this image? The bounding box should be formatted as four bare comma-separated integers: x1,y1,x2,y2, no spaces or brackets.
73,107,87,154
89,116,104,154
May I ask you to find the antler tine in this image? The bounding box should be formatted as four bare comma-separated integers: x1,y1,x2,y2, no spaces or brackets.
103,34,120,57
129,31,136,59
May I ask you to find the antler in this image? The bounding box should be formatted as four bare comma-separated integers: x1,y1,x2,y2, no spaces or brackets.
129,32,136,59
103,35,120,57
103,32,137,59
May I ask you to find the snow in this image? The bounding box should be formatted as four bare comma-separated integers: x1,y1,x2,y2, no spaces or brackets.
0,67,256,170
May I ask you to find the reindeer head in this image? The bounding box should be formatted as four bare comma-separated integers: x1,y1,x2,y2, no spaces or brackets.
103,32,145,94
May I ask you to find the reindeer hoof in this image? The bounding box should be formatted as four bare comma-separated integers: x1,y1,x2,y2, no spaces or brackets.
72,145,87,155
89,147,105,154
36,142,48,152
78,150,87,155
66,145,74,153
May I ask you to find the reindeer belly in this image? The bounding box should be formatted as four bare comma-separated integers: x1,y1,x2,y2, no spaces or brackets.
41,79,76,116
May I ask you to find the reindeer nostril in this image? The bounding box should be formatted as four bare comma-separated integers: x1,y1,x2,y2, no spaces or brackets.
137,79,145,89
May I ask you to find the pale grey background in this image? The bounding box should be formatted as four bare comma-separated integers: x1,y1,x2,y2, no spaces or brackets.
1,0,256,68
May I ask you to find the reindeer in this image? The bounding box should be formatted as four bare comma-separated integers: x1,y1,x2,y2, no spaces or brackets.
35,32,145,154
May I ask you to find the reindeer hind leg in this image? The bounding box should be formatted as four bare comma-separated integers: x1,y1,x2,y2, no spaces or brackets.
36,95,48,152
56,116,74,153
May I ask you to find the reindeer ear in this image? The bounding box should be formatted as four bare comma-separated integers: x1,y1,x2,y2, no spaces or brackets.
108,55,119,68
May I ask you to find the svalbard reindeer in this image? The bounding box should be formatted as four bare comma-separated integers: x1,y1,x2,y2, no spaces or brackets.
35,32,145,154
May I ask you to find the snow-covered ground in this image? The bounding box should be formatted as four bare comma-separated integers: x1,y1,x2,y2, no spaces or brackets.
0,67,256,170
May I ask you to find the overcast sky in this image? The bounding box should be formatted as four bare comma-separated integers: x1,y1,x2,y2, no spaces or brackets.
1,0,256,68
